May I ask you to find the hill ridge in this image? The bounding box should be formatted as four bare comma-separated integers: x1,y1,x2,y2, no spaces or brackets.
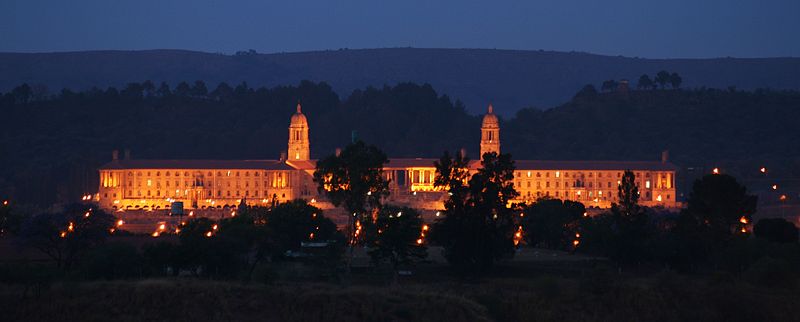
2,48,799,115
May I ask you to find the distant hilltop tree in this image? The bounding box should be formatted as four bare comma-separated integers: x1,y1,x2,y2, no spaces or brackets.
634,71,683,90
235,49,258,56
637,74,655,90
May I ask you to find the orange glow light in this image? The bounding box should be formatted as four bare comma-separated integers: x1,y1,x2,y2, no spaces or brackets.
205,231,212,237
739,216,748,224
416,238,423,245
712,168,720,174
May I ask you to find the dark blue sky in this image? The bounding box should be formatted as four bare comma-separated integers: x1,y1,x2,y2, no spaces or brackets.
2,0,798,58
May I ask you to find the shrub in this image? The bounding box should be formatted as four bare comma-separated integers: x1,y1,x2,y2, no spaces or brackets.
754,218,799,243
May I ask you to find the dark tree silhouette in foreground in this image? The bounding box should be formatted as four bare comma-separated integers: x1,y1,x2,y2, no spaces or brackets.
314,141,389,267
18,203,115,269
365,205,427,280
432,151,518,274
637,74,654,90
521,198,585,250
754,218,798,243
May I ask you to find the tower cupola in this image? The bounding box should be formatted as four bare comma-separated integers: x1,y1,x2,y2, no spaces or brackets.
288,103,310,161
480,103,500,158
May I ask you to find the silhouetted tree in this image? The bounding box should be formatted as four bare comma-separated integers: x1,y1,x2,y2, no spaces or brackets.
683,174,757,237
669,72,683,89
637,74,654,90
580,171,652,266
574,84,598,99
156,82,171,97
122,82,144,100
614,170,640,217
431,151,519,274
754,218,798,243
12,83,31,104
655,70,671,89
18,203,115,269
191,80,208,97
142,80,156,98
521,198,585,250
314,141,390,263
174,81,191,97
365,205,427,279
263,199,340,256
210,82,234,100
234,81,250,96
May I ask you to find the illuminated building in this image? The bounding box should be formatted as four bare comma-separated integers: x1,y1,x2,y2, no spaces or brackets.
97,103,677,211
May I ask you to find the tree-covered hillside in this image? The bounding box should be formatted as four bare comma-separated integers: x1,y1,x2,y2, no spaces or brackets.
1,81,799,206
2,48,800,115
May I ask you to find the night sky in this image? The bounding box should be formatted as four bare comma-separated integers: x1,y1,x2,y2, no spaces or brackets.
2,0,799,58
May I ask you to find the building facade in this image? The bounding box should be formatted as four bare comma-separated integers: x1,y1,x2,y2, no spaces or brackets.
97,104,677,212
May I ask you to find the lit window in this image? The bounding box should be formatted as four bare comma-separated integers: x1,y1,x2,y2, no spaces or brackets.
645,180,651,189
555,171,560,178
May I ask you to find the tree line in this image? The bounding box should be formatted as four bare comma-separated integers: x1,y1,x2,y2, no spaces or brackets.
1,144,799,283
2,80,800,208
599,70,683,92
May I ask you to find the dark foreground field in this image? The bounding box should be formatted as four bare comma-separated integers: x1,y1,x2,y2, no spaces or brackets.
3,270,799,322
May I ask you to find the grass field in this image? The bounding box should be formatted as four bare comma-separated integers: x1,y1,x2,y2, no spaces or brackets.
3,263,799,322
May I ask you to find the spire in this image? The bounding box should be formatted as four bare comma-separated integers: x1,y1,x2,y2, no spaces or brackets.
296,102,302,114
488,103,493,114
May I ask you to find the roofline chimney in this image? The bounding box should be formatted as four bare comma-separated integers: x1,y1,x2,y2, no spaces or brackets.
661,150,669,163
112,150,119,161
123,149,131,160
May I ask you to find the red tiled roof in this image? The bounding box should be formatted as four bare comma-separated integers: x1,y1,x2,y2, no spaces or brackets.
285,160,317,170
514,160,678,171
99,158,677,172
385,158,439,168
99,159,294,170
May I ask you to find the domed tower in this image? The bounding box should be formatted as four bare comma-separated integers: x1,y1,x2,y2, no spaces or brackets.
480,103,500,158
288,103,310,161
